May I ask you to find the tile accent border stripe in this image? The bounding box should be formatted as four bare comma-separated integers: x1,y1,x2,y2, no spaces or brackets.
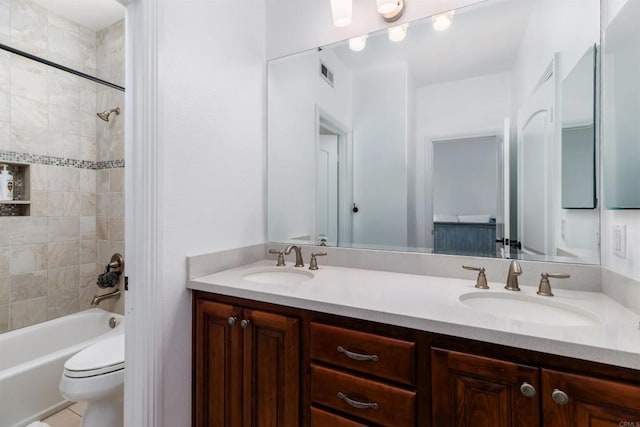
0,151,125,170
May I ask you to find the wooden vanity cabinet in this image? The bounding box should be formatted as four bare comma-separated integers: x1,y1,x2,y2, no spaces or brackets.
193,291,640,427
193,298,299,426
541,369,640,426
431,348,640,427
309,322,417,426
431,348,540,427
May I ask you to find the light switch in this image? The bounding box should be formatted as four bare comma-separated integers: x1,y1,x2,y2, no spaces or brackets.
613,224,626,258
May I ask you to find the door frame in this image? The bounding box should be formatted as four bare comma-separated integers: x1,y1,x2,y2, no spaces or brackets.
315,106,353,246
421,130,502,250
123,1,164,426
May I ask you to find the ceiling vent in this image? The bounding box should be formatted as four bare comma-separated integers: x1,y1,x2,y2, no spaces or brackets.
320,61,334,87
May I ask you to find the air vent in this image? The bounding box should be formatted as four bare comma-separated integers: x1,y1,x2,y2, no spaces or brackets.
320,61,334,87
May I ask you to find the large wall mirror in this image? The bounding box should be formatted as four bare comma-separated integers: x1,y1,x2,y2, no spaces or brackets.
268,0,601,264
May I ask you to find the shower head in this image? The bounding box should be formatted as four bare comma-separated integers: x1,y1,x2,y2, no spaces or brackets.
97,107,120,122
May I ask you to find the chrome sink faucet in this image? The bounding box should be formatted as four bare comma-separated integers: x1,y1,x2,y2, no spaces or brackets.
284,245,304,267
505,260,522,291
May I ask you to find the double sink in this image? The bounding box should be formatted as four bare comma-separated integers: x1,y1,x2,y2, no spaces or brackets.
241,266,600,327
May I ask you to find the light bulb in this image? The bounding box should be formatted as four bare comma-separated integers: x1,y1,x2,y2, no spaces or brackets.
349,34,368,52
330,0,352,27
376,0,398,14
388,23,408,42
432,11,454,31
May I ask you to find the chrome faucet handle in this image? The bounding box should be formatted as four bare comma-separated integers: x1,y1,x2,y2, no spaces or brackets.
462,265,489,289
268,249,285,266
537,272,570,297
505,260,522,291
284,245,304,267
309,252,327,270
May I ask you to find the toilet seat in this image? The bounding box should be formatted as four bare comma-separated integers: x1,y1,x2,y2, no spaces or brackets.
64,333,124,379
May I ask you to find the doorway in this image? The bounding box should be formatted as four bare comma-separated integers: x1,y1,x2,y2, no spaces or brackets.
316,110,352,246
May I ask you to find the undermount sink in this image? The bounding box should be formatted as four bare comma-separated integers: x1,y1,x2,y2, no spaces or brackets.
459,292,600,326
242,267,314,285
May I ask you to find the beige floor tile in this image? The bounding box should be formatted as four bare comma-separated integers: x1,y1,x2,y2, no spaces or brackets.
42,408,81,427
68,401,87,417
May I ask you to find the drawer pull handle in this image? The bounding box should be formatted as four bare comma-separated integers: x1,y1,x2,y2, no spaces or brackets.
337,346,379,362
337,392,379,410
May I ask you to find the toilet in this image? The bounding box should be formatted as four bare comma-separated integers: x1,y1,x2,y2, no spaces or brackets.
59,333,124,427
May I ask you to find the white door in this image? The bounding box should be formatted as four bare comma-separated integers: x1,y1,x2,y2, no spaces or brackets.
517,66,556,255
317,135,339,245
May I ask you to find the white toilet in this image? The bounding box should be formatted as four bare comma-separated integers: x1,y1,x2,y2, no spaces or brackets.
59,333,125,427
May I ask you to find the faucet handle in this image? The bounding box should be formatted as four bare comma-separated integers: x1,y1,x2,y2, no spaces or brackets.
537,273,570,297
462,265,489,289
309,252,327,270
268,249,285,267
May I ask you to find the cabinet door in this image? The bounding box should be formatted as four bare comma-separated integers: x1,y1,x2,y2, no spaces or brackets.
242,309,300,427
431,348,540,427
194,300,243,427
542,369,640,426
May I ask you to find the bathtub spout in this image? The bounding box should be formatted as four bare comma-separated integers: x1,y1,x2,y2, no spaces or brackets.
91,288,121,305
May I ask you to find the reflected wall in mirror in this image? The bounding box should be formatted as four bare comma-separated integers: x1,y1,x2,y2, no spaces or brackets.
268,0,600,263
603,0,640,209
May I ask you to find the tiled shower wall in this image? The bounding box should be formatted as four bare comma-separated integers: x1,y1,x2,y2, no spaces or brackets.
0,0,124,332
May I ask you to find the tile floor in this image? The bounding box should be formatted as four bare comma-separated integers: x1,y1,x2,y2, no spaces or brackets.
41,402,86,427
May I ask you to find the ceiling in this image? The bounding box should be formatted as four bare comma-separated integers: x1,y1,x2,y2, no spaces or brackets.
332,0,536,87
31,0,125,32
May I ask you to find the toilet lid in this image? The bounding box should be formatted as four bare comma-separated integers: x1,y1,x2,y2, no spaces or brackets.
64,333,124,378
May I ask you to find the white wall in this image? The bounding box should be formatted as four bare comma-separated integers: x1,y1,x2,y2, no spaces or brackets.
510,0,600,110
415,72,511,247
156,1,266,425
352,63,408,248
268,49,352,243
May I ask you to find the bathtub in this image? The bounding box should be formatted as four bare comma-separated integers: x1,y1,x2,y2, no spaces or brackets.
0,308,124,427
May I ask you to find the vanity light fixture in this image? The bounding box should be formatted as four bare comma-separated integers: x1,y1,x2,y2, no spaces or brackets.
349,34,368,51
388,23,408,42
330,0,404,27
432,10,455,31
330,0,352,27
377,0,405,22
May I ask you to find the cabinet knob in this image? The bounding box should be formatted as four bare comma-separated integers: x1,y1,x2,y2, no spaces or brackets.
241,319,250,329
551,389,569,405
520,382,536,398
228,317,237,326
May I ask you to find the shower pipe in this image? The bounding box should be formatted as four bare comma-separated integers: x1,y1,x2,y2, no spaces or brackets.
0,42,125,92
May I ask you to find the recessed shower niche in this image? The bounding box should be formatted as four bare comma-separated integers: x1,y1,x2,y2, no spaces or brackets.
0,162,31,217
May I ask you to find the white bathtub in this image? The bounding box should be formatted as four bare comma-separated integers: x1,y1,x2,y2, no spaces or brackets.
0,308,124,427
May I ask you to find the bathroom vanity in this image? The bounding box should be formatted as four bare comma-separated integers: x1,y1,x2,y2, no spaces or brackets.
189,260,640,426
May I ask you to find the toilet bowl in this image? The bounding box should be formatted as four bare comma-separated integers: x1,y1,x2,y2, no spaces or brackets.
59,333,124,427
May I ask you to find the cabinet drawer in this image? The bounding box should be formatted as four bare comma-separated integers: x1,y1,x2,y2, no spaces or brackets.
311,407,369,427
311,364,415,426
310,322,415,385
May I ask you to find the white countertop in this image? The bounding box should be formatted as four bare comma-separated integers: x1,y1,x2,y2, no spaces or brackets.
188,260,640,370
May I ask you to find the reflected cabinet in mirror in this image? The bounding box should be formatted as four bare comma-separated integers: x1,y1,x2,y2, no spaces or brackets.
268,0,601,264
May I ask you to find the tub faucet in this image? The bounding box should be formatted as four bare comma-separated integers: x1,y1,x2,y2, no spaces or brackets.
91,288,121,305
505,260,522,291
284,245,304,267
